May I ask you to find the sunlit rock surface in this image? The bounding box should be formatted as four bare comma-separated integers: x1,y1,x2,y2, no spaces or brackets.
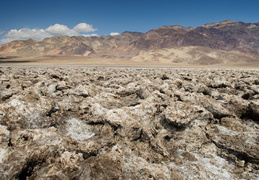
0,67,258,179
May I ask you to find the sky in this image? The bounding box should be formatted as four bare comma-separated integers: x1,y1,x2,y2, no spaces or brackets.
0,0,259,44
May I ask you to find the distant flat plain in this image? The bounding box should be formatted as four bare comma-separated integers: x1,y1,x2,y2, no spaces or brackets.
1,56,259,69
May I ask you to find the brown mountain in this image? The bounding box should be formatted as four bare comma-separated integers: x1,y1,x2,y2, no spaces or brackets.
1,20,259,65
132,20,259,53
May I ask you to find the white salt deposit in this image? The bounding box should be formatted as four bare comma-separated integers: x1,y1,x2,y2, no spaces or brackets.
170,151,235,180
91,103,107,116
244,134,258,147
33,128,62,145
0,148,7,163
65,118,95,141
194,153,234,180
9,99,24,107
216,125,239,136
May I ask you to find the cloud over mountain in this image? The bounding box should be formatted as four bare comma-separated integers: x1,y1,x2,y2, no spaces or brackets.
73,23,97,33
45,24,77,36
110,32,120,36
1,28,50,43
0,23,98,44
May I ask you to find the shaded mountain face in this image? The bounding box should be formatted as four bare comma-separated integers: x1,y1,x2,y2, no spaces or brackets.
0,20,259,65
132,20,259,53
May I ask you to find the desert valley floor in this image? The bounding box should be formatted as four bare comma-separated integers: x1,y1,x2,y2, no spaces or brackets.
0,65,258,179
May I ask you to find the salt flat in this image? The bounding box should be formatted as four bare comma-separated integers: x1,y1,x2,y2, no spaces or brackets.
0,67,258,179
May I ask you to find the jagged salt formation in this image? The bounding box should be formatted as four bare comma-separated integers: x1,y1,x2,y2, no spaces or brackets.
0,67,258,179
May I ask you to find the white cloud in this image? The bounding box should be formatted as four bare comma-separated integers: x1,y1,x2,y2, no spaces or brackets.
0,23,97,44
46,24,78,36
110,32,120,36
73,23,97,33
3,28,50,41
82,34,99,37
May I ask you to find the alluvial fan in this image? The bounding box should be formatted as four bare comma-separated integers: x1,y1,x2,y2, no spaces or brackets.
0,67,258,179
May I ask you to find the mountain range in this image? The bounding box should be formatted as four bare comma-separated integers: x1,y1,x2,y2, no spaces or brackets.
1,20,259,65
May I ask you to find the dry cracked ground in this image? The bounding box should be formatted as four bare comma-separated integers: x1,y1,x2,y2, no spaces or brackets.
0,67,259,180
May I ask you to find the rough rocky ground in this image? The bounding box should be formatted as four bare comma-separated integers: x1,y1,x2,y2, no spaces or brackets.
0,67,258,180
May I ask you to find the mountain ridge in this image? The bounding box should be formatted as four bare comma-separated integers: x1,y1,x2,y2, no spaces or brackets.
1,20,259,65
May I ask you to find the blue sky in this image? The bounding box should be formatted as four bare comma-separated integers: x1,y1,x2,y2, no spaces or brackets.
0,0,259,44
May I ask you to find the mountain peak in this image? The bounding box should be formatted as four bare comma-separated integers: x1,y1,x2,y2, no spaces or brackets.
201,20,239,28
121,31,143,36
160,25,185,30
24,38,38,45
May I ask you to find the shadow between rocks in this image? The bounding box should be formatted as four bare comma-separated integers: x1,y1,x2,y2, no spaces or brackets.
0,60,34,63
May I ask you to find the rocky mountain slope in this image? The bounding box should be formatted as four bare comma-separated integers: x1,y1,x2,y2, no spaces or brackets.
0,67,258,179
1,20,259,65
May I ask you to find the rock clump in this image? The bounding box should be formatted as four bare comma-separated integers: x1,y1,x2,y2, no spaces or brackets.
0,67,259,179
